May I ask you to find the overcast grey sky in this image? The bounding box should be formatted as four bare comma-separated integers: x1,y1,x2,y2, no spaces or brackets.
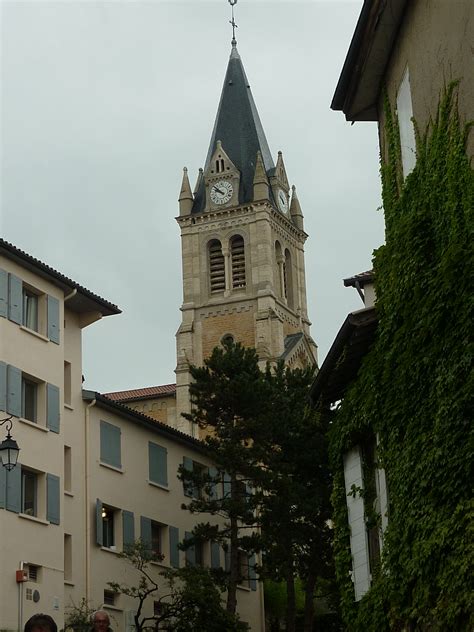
1,0,384,393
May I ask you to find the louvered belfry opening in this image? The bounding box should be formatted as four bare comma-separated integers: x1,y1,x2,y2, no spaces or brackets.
209,240,225,293
231,235,246,289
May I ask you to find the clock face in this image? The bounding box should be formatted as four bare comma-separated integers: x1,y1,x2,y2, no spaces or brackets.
210,180,233,205
277,188,288,213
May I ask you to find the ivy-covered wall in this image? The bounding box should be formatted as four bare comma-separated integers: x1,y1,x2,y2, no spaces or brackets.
329,83,473,631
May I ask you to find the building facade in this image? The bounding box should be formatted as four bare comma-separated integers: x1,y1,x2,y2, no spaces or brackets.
0,240,264,631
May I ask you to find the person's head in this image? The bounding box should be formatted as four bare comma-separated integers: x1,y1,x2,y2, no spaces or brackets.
24,614,58,632
91,610,110,631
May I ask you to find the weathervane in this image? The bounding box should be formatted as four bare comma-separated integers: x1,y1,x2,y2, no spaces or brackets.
229,0,238,46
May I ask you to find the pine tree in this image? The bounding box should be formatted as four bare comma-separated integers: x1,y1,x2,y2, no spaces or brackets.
179,340,269,615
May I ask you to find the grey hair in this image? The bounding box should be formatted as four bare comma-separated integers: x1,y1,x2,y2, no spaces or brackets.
91,610,110,623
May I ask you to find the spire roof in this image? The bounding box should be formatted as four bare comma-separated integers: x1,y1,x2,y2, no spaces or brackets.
192,44,275,213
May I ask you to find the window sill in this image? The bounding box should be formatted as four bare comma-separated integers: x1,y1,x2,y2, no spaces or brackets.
147,480,169,492
18,417,49,432
101,546,120,555
100,462,123,474
64,403,74,411
19,513,49,525
20,326,49,342
64,580,75,586
237,585,251,592
64,490,74,497
103,605,122,612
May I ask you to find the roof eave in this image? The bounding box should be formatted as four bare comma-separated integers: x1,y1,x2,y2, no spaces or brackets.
0,239,121,316
331,0,409,122
309,307,378,407
82,390,205,452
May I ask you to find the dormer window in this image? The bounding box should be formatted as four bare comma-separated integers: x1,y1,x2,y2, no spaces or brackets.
215,157,225,173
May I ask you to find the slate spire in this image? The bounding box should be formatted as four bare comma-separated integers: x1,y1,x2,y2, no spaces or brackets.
192,43,275,213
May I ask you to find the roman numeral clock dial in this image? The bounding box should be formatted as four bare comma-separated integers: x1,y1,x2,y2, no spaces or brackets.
210,180,233,205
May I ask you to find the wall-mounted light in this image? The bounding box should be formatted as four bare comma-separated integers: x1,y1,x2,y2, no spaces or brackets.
0,415,20,471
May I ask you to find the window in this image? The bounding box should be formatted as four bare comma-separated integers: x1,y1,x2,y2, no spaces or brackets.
230,235,246,289
284,249,294,308
238,550,250,587
221,334,234,347
396,67,417,177
208,240,225,293
22,469,38,516
64,361,71,406
27,564,40,582
22,288,38,331
182,457,207,499
102,505,116,548
184,531,204,567
141,516,165,559
153,601,162,617
64,534,72,581
151,521,162,556
64,446,72,493
103,590,116,606
22,377,38,423
148,442,168,487
100,421,121,469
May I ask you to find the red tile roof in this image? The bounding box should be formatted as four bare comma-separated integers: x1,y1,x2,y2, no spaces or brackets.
104,383,177,402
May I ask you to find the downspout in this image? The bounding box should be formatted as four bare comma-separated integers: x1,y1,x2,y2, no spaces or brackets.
85,398,96,603
64,288,77,302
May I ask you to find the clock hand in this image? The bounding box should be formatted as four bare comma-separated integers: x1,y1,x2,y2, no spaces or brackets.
214,186,225,195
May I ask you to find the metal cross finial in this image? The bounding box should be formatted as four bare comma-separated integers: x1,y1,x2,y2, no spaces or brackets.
229,0,238,46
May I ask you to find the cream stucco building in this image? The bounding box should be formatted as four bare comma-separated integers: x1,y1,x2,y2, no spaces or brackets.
0,239,265,631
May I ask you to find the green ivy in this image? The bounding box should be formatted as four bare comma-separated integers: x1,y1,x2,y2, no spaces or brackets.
328,82,473,630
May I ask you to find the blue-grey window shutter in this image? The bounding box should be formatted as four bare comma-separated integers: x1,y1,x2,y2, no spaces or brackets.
0,361,7,413
6,464,21,513
208,466,218,501
169,526,180,568
0,269,7,318
123,510,135,548
8,274,22,324
223,472,231,499
96,499,103,546
47,295,60,344
184,531,195,566
149,443,168,486
100,421,121,468
47,383,60,433
182,456,193,497
211,541,221,569
0,463,6,508
7,365,21,417
140,516,152,552
249,553,257,590
46,473,60,525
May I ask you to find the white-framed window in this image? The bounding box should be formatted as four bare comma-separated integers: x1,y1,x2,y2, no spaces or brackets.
22,287,39,331
396,66,417,177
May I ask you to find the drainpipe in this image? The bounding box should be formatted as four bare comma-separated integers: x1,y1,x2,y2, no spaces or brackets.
85,398,96,603
64,288,77,302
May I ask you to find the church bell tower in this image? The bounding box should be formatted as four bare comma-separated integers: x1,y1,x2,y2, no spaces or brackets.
175,35,317,430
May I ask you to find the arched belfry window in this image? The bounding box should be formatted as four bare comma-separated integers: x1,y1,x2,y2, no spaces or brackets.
275,241,284,298
231,235,246,289
284,248,294,308
209,240,225,293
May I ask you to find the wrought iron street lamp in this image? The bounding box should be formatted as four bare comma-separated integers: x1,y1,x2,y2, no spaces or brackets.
0,415,20,471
